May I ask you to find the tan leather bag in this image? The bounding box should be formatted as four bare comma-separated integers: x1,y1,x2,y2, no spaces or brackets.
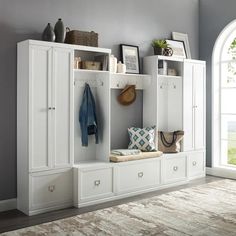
158,131,184,153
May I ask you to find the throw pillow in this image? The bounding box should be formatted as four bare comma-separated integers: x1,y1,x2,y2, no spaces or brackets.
128,126,156,152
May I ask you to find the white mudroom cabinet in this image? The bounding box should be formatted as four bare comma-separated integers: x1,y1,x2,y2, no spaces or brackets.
17,40,206,215
183,60,206,151
17,40,74,215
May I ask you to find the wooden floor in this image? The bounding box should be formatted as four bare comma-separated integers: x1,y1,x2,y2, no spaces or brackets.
0,176,223,234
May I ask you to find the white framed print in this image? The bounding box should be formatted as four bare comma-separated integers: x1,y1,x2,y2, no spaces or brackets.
172,32,191,59
166,40,186,59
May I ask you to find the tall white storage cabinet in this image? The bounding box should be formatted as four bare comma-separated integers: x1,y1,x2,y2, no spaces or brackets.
143,56,206,181
17,40,74,215
183,60,206,151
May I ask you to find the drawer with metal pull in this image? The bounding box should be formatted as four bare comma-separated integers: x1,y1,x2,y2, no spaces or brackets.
30,169,73,210
79,167,114,201
116,160,161,193
188,151,205,177
163,155,187,183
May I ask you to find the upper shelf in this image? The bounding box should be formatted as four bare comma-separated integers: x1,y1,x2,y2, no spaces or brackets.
110,73,151,90
19,40,111,54
74,69,109,74
145,55,184,62
158,75,182,79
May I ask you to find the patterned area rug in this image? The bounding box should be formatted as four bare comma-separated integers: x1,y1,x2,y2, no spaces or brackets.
2,179,236,236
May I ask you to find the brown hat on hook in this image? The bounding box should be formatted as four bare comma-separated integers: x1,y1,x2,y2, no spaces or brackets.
117,84,136,106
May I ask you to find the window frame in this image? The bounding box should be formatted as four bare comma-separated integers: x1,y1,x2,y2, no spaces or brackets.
212,19,236,168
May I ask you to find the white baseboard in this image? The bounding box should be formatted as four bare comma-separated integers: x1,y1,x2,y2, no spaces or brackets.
0,198,17,212
206,167,236,179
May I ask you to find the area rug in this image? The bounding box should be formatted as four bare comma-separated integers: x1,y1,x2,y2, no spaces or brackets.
2,179,236,236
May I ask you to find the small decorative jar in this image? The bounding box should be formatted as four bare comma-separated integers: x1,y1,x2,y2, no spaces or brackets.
117,61,126,74
74,57,81,69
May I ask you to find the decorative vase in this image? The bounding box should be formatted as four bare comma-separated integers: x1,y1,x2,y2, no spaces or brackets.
54,18,66,43
42,23,55,42
117,61,126,74
154,47,165,55
109,55,117,73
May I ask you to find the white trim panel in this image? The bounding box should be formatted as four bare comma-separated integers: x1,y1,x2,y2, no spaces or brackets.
0,198,17,212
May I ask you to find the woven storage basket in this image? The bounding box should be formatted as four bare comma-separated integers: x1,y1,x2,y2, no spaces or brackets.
81,61,102,70
65,29,98,47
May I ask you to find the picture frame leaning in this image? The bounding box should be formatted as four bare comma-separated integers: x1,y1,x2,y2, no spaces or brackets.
172,32,191,59
165,40,186,59
120,44,140,74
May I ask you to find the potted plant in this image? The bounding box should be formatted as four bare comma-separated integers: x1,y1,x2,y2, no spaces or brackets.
152,39,168,55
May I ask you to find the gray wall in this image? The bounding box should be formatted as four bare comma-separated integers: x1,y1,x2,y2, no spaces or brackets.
0,0,199,200
199,0,236,167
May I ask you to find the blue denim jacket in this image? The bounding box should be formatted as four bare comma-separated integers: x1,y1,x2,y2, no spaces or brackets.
79,83,98,146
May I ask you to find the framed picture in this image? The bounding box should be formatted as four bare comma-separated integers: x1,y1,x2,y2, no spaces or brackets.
172,32,191,59
120,44,140,74
166,40,186,59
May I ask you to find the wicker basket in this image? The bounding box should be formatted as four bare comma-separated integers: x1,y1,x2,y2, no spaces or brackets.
65,29,98,47
81,61,102,70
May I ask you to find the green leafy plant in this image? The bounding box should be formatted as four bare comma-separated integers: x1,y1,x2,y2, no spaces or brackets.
152,39,168,49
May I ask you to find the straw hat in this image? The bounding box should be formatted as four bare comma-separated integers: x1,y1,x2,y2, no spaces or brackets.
117,85,136,105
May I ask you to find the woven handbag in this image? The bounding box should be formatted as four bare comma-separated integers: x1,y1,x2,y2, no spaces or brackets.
158,130,184,153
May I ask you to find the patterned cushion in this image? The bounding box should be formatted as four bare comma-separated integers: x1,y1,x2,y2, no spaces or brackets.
128,126,156,152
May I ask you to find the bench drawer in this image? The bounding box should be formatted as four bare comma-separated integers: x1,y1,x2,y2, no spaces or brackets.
117,160,161,193
79,167,113,201
163,155,187,183
188,152,205,177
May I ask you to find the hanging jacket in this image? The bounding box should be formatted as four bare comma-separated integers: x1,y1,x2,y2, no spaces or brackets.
79,83,98,146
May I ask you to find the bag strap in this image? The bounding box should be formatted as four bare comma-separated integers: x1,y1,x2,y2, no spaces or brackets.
160,131,178,147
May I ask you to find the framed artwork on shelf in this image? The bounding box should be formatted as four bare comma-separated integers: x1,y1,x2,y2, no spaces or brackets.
120,44,140,74
166,40,187,59
172,32,191,59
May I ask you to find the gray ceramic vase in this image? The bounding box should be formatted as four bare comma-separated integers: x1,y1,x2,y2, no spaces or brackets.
54,18,66,43
42,23,55,42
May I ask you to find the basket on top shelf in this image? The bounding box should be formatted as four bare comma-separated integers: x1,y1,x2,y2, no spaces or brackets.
65,28,98,47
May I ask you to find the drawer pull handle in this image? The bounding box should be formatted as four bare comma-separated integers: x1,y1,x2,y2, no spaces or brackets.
173,166,178,171
138,172,144,178
193,161,197,166
48,185,55,192
94,180,101,186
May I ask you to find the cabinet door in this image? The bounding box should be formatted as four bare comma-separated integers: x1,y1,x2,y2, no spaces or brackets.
183,62,194,151
52,48,74,168
194,64,205,150
29,45,53,171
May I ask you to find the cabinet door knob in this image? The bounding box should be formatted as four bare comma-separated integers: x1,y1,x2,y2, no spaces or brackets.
173,166,178,171
193,161,197,166
94,180,101,186
138,172,144,178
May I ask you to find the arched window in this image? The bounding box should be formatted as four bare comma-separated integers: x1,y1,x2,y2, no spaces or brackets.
213,20,236,168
